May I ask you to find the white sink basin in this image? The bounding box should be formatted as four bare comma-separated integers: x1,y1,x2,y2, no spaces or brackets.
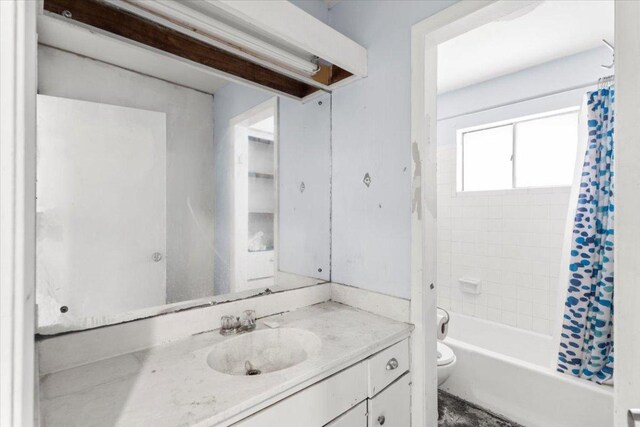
207,328,322,376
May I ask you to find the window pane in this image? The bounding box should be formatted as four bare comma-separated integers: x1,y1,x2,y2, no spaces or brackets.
462,124,513,191
515,113,578,188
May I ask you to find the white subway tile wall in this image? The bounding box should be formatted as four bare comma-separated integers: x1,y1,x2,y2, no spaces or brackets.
437,146,570,335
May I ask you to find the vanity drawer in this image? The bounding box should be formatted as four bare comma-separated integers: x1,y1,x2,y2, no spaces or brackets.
367,339,409,397
233,361,367,427
368,373,411,427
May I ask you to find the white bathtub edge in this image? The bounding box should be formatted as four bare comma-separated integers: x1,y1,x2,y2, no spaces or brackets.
441,337,613,427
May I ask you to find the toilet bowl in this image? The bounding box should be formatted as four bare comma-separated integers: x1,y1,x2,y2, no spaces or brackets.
437,341,456,386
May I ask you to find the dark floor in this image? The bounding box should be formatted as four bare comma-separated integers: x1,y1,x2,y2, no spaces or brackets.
438,390,523,427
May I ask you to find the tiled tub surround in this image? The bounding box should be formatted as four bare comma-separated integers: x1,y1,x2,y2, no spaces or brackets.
436,146,571,335
39,302,412,427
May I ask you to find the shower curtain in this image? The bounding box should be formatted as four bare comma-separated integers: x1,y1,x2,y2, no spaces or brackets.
557,85,615,384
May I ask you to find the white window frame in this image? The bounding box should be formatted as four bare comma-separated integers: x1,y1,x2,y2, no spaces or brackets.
456,106,580,192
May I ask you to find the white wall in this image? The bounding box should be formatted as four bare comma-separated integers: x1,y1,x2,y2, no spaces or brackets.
436,47,612,334
613,3,640,425
38,46,215,304
327,1,456,299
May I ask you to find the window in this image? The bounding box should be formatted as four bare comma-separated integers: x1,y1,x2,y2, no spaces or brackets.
458,109,579,192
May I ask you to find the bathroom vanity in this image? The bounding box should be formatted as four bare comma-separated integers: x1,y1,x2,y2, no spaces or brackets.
39,302,412,426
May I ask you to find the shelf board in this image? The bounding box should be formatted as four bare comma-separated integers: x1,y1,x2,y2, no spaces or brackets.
248,136,273,145
248,172,274,179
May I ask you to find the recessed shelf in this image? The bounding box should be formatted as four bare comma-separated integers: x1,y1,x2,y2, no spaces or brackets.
248,248,274,253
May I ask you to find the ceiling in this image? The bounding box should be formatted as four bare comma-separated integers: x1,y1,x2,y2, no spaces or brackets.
437,0,615,94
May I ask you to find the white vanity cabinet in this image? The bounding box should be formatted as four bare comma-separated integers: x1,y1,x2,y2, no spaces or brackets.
325,401,367,426
325,374,410,427
367,339,410,397
368,373,411,427
234,338,410,427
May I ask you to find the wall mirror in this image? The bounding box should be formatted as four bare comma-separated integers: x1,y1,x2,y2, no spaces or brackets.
35,44,331,334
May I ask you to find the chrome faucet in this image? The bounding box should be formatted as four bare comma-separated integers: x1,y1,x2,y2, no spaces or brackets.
220,310,256,335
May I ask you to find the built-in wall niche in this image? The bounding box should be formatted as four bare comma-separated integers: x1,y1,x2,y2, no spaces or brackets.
35,43,332,334
233,110,277,291
247,133,276,254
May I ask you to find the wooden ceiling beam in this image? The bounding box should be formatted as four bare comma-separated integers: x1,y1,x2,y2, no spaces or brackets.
43,0,321,99
312,63,353,87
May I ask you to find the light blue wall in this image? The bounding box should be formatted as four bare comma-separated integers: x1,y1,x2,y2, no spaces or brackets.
327,1,456,299
216,1,460,299
438,46,613,121
289,0,330,23
437,46,613,154
324,2,609,300
278,94,332,281
221,2,608,301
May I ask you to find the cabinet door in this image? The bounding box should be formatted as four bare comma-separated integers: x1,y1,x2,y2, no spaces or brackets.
36,95,167,328
367,339,409,397
368,373,411,427
324,400,367,427
234,361,367,427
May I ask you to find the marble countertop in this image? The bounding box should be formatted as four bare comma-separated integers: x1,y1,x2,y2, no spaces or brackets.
40,302,413,427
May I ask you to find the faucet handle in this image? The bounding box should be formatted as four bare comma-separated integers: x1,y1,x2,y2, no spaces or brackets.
241,310,256,330
220,315,238,336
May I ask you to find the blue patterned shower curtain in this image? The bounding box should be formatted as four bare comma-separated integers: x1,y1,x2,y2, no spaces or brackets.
557,86,615,384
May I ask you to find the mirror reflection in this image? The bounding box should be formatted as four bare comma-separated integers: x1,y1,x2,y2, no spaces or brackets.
35,45,331,333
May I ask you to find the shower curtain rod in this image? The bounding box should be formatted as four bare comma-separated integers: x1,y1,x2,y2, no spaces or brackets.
601,38,614,70
438,78,614,122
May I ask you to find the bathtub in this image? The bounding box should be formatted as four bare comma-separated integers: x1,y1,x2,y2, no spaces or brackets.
441,312,613,427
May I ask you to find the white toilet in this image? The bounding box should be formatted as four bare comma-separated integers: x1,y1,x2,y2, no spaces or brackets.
437,341,456,386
